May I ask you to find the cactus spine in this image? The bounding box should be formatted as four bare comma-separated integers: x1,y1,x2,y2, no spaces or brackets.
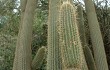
47,0,62,70
58,1,85,70
77,5,96,70
32,46,46,70
12,0,36,70
84,0,109,70
12,0,27,70
77,5,88,70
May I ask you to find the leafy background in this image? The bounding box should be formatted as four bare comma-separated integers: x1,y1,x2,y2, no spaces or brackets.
0,0,110,70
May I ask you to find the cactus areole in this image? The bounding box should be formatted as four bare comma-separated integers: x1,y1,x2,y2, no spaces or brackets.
58,1,84,70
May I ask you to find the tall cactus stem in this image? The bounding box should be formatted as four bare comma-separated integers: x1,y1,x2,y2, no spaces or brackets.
77,5,97,70
32,46,46,70
12,0,36,70
84,0,109,70
47,0,62,70
58,1,85,70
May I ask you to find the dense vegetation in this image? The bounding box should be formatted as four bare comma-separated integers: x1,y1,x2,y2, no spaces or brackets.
0,0,110,70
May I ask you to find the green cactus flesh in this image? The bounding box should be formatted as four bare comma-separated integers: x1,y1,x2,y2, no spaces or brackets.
58,1,84,69
47,0,62,70
32,46,46,70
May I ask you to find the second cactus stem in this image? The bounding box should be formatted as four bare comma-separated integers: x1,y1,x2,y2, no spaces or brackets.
32,46,46,70
58,1,85,70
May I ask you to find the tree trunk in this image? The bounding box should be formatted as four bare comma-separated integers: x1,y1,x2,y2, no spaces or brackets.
58,2,85,70
32,46,46,70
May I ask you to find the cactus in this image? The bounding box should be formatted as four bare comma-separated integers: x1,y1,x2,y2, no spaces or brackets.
81,58,88,70
77,5,97,70
84,0,109,70
12,0,27,70
47,0,62,70
83,45,97,70
12,0,36,70
32,46,46,70
58,1,85,70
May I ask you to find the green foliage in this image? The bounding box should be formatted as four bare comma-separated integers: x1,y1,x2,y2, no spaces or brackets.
0,0,48,70
0,16,7,28
77,5,96,70
0,0,18,16
0,33,16,70
0,0,110,70
0,1,19,70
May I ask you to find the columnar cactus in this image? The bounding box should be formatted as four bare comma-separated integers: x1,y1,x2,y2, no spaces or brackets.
58,1,85,70
12,0,36,70
32,46,46,70
84,0,109,70
12,0,27,70
47,0,62,70
77,5,96,70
